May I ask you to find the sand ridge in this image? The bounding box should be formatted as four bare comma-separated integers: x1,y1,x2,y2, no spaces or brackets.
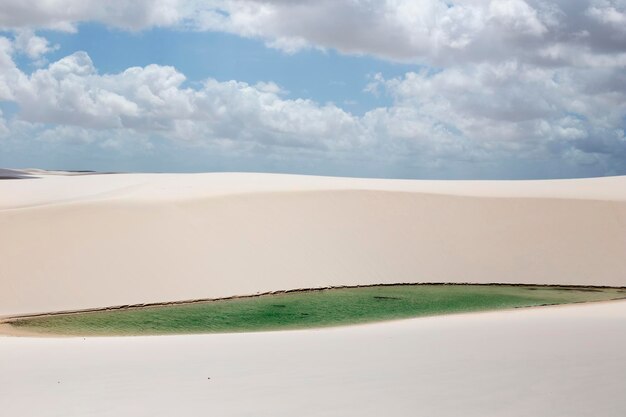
1,172,626,316
2,171,625,417
3,171,626,210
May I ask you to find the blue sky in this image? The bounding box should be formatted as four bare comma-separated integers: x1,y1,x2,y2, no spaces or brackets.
0,1,625,179
36,24,417,115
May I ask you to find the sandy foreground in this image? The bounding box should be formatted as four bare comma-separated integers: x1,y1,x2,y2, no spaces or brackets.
1,170,626,416
0,301,625,417
1,171,626,316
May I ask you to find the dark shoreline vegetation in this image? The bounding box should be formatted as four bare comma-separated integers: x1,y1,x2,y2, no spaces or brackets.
6,284,626,336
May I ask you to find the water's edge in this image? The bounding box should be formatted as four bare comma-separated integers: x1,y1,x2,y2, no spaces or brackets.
4,282,625,323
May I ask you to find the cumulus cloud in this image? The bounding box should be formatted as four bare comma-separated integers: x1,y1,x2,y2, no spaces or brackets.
587,2,626,29
13,29,58,60
365,63,626,163
192,0,626,69
0,0,182,32
0,1,624,66
4,47,363,153
193,0,553,63
0,110,9,138
0,1,625,177
0,36,624,176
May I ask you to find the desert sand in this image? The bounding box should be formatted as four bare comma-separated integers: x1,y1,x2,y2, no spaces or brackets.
1,171,625,316
1,170,625,417
1,300,625,416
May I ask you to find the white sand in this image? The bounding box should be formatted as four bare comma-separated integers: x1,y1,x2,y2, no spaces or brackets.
1,300,625,417
1,172,626,316
2,171,625,416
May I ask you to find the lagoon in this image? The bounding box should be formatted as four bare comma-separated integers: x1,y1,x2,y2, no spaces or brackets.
8,284,625,336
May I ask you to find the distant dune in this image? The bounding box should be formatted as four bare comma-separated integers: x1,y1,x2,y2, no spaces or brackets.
0,168,36,180
1,170,625,316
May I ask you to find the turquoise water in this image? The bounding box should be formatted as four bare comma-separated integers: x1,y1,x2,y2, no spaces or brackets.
8,284,625,336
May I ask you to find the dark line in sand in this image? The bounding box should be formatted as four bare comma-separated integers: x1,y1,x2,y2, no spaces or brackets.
2,282,625,324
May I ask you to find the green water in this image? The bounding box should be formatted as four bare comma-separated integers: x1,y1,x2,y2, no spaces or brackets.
8,285,625,336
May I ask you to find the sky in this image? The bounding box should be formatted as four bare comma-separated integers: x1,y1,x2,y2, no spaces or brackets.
0,0,625,179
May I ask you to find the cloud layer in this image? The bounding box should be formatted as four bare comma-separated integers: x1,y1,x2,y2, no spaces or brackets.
0,1,625,177
2,0,625,65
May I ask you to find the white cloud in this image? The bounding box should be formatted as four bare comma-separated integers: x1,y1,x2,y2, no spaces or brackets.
0,37,29,101
0,110,9,138
587,2,626,29
489,0,547,34
0,1,624,67
0,0,182,32
367,62,626,158
186,0,626,69
13,29,58,60
0,2,625,177
0,38,624,175
4,46,363,152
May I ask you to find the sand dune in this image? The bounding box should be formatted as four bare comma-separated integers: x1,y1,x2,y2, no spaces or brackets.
1,171,625,316
0,168,36,180
1,300,625,416
2,171,625,417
